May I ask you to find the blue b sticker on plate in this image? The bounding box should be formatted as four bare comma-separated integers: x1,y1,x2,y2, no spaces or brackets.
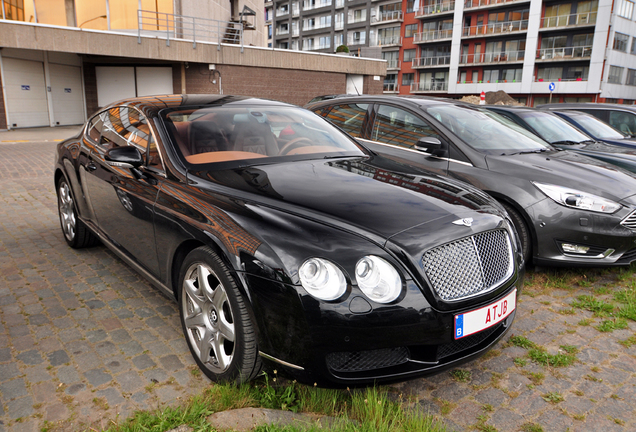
455,314,464,338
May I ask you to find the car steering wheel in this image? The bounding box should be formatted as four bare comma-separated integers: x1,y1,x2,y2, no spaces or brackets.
278,137,313,155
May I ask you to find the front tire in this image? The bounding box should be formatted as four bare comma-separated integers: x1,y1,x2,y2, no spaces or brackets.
500,201,531,264
178,246,261,383
57,177,98,248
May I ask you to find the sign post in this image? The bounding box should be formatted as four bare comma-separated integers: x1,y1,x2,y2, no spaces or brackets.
548,82,556,103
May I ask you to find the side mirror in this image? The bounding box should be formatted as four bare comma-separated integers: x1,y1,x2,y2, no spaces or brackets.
414,137,446,156
105,146,144,169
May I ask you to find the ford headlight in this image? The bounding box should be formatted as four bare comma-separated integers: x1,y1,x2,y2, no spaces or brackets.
355,256,402,303
299,258,347,301
533,182,621,214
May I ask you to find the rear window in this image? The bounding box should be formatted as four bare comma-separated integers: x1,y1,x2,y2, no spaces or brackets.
322,103,369,137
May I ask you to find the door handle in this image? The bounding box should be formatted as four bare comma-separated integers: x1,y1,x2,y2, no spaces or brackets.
87,162,97,171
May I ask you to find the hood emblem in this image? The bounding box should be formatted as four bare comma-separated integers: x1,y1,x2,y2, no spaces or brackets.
453,218,474,227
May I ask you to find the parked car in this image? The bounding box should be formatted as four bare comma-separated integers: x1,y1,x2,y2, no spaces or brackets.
307,95,636,267
538,103,636,138
54,95,524,386
541,109,636,148
484,106,636,174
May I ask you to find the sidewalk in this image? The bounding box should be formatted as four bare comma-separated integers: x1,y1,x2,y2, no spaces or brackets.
0,126,82,143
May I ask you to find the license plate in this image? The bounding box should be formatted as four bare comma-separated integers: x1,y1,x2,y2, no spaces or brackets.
454,289,517,339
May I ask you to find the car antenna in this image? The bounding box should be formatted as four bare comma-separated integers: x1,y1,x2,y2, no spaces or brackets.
352,79,361,96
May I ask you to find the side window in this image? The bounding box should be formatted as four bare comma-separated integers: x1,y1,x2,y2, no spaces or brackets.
609,111,636,135
372,105,441,149
577,109,608,123
86,114,103,143
323,103,369,137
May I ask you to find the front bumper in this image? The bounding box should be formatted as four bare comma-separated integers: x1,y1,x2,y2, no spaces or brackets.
529,198,636,266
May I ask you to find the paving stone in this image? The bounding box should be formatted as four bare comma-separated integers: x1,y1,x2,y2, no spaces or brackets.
22,365,53,383
84,368,113,387
0,378,28,400
56,365,80,384
0,348,11,363
86,329,108,343
47,349,71,366
96,387,126,406
16,349,43,365
474,387,509,406
116,371,145,393
486,408,524,431
132,354,156,370
120,340,144,356
66,383,86,395
5,396,34,419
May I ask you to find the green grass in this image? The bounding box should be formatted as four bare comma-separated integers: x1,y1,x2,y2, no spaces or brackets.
596,318,629,333
528,348,576,368
450,369,471,383
571,295,615,317
509,335,536,349
521,423,544,432
542,392,564,404
104,378,448,432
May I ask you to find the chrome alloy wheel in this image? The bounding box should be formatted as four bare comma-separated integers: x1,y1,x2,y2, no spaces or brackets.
58,181,76,242
181,263,236,374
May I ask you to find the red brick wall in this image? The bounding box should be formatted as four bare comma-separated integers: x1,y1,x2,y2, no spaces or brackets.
0,70,6,129
364,75,383,95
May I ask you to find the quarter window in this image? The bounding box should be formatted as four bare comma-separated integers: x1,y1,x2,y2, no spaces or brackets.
324,103,369,137
609,111,636,135
372,105,441,149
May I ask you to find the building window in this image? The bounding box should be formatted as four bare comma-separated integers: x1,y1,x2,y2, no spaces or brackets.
623,99,636,104
537,67,563,81
402,73,414,85
605,98,619,103
406,0,416,13
632,37,636,55
614,32,629,52
404,24,418,38
627,69,636,86
608,66,624,84
617,0,635,19
403,49,416,63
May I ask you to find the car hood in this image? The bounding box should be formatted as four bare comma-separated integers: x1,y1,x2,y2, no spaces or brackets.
191,155,504,241
486,149,636,202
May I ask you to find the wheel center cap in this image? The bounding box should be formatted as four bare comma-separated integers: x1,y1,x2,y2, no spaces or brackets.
209,308,218,323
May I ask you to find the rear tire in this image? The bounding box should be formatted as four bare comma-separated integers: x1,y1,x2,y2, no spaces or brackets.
500,201,531,264
178,246,262,384
57,177,98,248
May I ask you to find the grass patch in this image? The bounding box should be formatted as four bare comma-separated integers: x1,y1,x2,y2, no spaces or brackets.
528,348,576,368
578,319,592,326
571,295,615,317
559,345,579,354
596,318,629,333
514,358,527,367
450,369,471,383
509,335,536,349
521,423,544,432
542,392,564,404
618,335,636,348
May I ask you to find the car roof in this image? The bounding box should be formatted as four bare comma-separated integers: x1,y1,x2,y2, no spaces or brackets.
538,103,636,112
307,94,474,110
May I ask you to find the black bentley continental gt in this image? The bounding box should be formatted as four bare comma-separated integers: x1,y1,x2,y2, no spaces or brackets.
54,95,523,386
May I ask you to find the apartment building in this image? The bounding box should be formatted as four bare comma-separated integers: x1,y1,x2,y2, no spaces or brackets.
267,0,636,105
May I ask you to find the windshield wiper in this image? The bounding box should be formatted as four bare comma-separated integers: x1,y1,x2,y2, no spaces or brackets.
515,148,548,155
578,140,596,144
551,140,579,145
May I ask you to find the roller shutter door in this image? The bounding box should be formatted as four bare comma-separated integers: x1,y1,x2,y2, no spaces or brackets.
2,57,49,128
50,63,84,126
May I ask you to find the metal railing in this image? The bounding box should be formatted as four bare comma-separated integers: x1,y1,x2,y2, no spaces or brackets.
303,22,331,31
462,19,528,36
464,0,527,8
137,10,243,50
535,77,588,82
459,50,525,64
276,8,289,17
541,12,597,28
384,83,399,92
411,82,449,92
373,36,403,46
386,59,401,69
412,56,451,67
335,21,344,30
373,10,403,23
413,29,453,43
303,0,332,11
536,46,592,60
415,2,455,17
277,27,290,35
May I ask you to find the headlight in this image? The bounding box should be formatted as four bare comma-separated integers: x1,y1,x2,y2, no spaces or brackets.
532,182,621,214
355,256,402,303
299,258,347,301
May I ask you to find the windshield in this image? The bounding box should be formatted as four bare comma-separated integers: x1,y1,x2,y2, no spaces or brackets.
161,105,364,166
425,105,548,154
517,111,590,144
565,112,626,140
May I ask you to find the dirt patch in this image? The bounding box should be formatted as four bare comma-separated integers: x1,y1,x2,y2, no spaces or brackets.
460,90,524,106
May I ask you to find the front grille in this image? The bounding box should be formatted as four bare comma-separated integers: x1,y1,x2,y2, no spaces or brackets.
326,347,409,372
621,210,636,231
437,324,499,360
422,229,514,301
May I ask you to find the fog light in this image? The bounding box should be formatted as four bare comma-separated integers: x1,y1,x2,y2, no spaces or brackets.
561,243,590,254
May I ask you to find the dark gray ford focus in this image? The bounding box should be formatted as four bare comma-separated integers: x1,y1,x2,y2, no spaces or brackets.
307,95,636,267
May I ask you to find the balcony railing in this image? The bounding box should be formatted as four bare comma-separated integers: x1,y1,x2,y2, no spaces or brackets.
383,83,399,92
292,5,300,16
536,46,592,60
415,2,455,18
303,23,331,31
372,10,403,23
386,59,401,69
412,56,451,67
413,29,453,43
277,28,290,35
276,8,290,17
373,36,403,46
303,1,332,11
464,0,527,8
541,12,597,28
535,77,588,82
459,50,525,64
336,0,344,7
335,21,344,30
462,20,528,36
348,16,367,24
411,82,449,92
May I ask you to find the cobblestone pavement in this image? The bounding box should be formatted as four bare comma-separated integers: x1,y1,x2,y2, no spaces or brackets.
1,134,636,431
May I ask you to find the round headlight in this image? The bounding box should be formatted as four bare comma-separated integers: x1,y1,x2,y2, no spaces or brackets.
299,258,347,301
355,256,402,304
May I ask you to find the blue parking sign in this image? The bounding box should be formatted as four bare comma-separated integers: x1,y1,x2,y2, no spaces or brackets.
548,82,556,92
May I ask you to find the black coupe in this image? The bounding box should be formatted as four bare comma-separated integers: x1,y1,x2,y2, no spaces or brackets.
54,95,523,386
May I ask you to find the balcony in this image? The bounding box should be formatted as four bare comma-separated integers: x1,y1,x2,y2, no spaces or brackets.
415,2,455,18
411,82,448,92
464,0,529,10
348,16,367,25
276,9,290,17
335,21,344,30
412,56,451,68
303,1,332,12
386,59,401,70
462,20,528,37
372,36,403,47
540,12,597,29
413,29,453,43
383,83,399,93
536,46,592,61
303,23,331,31
371,10,403,25
459,50,525,65
277,28,290,35
292,5,300,16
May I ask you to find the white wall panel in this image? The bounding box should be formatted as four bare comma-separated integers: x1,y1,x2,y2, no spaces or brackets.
96,66,136,107
135,67,173,96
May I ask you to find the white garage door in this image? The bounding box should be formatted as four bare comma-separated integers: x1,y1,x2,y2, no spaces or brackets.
346,74,364,95
96,66,173,107
50,63,85,126
136,67,173,97
2,57,49,128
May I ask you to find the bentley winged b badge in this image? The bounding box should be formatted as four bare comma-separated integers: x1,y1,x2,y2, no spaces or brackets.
452,218,474,227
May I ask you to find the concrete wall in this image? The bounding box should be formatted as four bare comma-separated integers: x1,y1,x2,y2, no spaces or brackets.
0,69,5,129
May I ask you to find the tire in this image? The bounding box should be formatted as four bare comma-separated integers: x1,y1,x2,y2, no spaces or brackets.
178,246,262,384
57,177,98,248
500,201,531,264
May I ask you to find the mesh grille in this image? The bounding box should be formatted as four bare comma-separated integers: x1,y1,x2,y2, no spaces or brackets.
437,324,499,360
326,347,409,372
422,229,513,301
617,248,636,264
621,210,636,231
